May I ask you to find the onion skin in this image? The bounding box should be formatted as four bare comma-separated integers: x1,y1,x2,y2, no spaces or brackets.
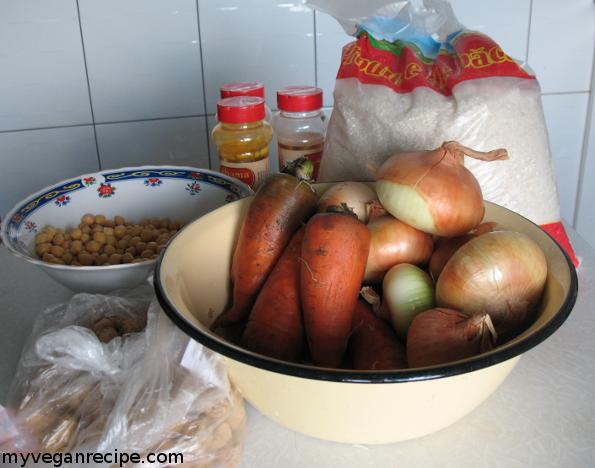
436,231,548,336
407,308,497,368
429,222,498,280
383,263,435,339
318,182,377,223
364,215,434,283
376,142,507,236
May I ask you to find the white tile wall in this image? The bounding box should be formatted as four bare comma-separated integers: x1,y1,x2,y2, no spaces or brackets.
199,0,316,113
528,0,595,94
542,93,590,223
95,117,210,170
0,1,92,132
78,0,204,122
1,0,595,249
0,126,99,215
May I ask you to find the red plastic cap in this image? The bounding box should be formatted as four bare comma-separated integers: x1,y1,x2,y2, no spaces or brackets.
217,96,265,124
277,86,323,112
220,81,265,99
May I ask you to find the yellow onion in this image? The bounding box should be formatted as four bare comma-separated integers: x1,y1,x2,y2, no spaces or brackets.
429,222,497,280
318,181,377,223
436,231,547,336
407,308,497,368
375,141,508,236
364,215,434,283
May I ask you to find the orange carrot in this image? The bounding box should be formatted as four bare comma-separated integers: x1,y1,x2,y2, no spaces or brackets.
351,300,407,370
240,229,305,361
213,171,317,328
300,206,370,367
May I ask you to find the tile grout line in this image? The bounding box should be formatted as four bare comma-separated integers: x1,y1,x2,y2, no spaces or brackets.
571,48,595,229
313,10,318,88
195,0,213,170
524,0,533,64
75,0,102,170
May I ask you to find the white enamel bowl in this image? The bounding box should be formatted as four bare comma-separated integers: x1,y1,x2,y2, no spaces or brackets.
2,166,252,293
155,183,577,444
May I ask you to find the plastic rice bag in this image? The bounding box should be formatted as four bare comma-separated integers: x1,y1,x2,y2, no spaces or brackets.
308,0,577,265
4,287,246,467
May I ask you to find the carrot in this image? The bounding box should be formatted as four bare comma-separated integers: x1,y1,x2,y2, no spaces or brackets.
213,166,317,329
300,205,370,367
350,300,407,370
240,228,305,361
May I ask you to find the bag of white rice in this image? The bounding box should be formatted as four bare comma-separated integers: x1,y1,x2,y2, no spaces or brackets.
308,0,577,265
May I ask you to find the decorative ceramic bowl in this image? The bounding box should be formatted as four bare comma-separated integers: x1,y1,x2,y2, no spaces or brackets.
155,183,578,444
2,166,252,293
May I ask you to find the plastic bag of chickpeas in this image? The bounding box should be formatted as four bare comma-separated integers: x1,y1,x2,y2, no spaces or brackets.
5,286,246,467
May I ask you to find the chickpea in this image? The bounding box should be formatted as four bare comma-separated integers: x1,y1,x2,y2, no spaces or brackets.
92,224,103,233
158,218,169,229
103,244,116,256
35,232,49,244
85,240,101,253
168,220,180,231
81,232,91,243
71,240,83,254
147,241,158,252
129,236,141,247
116,239,129,250
140,219,149,226
51,257,66,265
114,215,125,226
81,225,91,234
103,227,114,237
62,253,73,265
108,253,122,265
114,225,127,239
105,235,116,246
125,246,136,256
78,253,94,266
50,245,65,258
36,243,52,256
135,241,147,254
104,219,115,228
121,253,134,264
95,254,108,266
141,249,154,259
70,228,82,240
141,229,154,242
94,214,106,225
82,214,95,226
130,225,142,237
44,227,57,242
93,231,107,245
53,233,65,246
132,258,145,264
42,252,56,263
63,240,71,250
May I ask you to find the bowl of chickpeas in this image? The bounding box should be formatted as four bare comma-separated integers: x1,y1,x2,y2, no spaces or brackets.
2,166,252,293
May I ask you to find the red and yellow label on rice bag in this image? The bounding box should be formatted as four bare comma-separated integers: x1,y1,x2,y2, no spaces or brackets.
337,32,535,96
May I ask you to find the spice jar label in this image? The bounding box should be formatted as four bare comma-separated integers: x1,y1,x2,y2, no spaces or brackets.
220,157,269,190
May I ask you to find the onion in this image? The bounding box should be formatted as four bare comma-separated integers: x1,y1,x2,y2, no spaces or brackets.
382,264,435,339
429,222,497,280
436,231,547,336
318,182,377,223
407,308,497,368
364,215,433,283
375,141,508,236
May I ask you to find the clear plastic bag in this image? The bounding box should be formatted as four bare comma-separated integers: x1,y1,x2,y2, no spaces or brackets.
308,0,577,265
5,286,246,467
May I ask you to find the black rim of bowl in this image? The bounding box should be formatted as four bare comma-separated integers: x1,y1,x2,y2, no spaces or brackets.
154,203,579,384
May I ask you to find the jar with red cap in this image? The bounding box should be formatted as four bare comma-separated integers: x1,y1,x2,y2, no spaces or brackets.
272,86,325,181
220,81,272,121
212,96,272,190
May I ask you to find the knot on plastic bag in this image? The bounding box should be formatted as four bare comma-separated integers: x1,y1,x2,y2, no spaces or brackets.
35,326,121,377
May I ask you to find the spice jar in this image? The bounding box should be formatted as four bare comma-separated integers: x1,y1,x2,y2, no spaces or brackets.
272,86,325,181
212,96,272,190
220,81,272,122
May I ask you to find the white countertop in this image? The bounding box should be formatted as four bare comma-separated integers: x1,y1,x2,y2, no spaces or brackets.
1,229,594,467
